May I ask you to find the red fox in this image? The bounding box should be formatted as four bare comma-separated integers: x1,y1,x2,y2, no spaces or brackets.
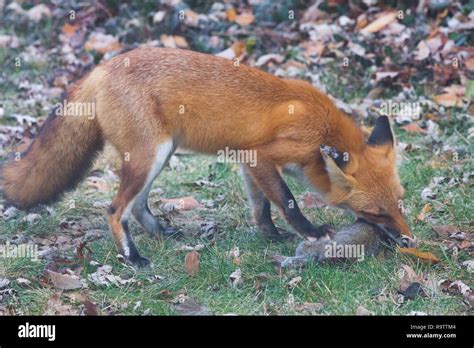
1,48,415,267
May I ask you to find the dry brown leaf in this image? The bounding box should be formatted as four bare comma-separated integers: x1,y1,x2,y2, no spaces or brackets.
173,294,211,315
45,270,84,290
61,23,81,37
84,32,122,54
398,247,440,264
235,12,254,26
44,293,79,315
360,11,397,34
356,305,374,315
434,85,466,107
465,57,474,71
160,35,189,49
401,123,427,134
226,8,237,22
184,251,200,277
356,13,368,29
160,196,202,211
432,224,460,238
215,41,245,60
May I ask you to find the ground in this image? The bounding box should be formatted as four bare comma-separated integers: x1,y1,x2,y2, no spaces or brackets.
0,0,472,315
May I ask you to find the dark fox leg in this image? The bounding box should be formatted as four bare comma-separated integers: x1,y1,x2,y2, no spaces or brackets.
131,141,177,238
108,139,175,267
108,161,152,268
132,185,177,237
240,165,287,241
244,160,333,239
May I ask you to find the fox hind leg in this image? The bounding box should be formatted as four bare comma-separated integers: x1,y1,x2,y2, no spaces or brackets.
108,138,174,267
131,139,177,237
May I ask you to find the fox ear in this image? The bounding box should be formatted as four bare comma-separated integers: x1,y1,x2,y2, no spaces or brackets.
320,145,355,190
367,116,394,147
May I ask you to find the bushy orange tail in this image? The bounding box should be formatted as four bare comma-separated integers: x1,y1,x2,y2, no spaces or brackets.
1,74,105,209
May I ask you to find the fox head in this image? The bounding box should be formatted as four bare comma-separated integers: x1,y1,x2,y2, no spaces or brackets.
320,116,415,246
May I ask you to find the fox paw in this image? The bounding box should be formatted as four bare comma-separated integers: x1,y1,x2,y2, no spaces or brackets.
306,224,336,240
117,253,151,269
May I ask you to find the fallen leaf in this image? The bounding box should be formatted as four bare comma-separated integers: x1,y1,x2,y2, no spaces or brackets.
87,265,136,287
45,270,84,290
462,260,474,272
356,305,374,315
83,298,100,315
159,196,202,211
255,53,284,67
465,57,474,71
432,224,460,238
414,40,430,61
226,8,237,22
229,269,243,288
159,35,189,49
61,23,81,38
0,278,10,289
15,278,31,287
174,243,205,252
295,302,324,314
434,85,466,107
27,4,51,22
184,251,200,277
375,71,399,81
44,293,79,315
152,10,166,24
227,247,241,265
417,203,432,221
173,294,211,315
84,32,122,54
235,11,254,26
401,123,427,134
287,276,302,289
398,247,440,264
360,11,397,34
215,41,245,60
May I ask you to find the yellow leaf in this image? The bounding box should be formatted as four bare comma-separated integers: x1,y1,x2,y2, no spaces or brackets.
226,8,237,22
398,247,440,264
360,11,397,34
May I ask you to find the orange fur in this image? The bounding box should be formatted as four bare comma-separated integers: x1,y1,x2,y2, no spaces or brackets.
1,47,413,259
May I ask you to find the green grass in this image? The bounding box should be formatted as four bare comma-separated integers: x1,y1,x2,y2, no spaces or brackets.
1,150,472,315
0,1,472,316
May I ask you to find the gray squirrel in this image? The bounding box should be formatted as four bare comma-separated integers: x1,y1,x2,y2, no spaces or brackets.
274,221,392,268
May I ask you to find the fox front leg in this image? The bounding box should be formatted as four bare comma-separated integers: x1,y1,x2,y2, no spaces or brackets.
240,165,294,241
244,160,334,240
